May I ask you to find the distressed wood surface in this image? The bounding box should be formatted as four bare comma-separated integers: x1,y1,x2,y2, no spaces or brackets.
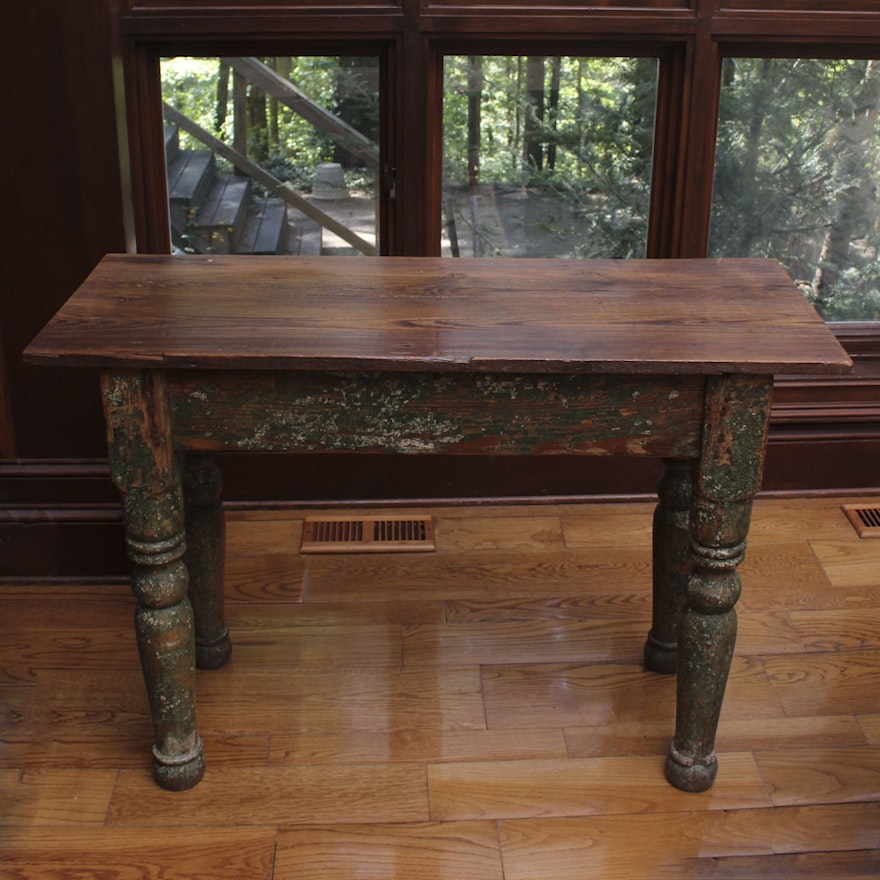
24,254,852,376
100,369,205,790
667,375,775,792
168,370,706,457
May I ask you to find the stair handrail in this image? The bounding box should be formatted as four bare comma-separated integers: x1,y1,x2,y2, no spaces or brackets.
164,103,377,256
224,57,380,170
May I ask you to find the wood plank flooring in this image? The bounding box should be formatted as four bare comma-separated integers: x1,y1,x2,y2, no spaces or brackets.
2,496,879,878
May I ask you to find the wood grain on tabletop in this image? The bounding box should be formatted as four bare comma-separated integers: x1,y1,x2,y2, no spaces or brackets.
23,254,852,375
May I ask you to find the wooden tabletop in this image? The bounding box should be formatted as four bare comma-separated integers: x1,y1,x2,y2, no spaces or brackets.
24,254,852,376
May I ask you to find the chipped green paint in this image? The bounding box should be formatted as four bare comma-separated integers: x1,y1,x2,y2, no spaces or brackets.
697,375,775,502
665,373,775,793
100,368,206,790
168,370,707,458
102,370,179,499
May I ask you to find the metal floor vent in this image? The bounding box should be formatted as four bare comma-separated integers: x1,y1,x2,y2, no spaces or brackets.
842,504,880,538
301,515,436,554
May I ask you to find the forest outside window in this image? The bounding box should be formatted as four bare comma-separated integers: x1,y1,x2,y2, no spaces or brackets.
160,56,380,257
441,55,658,258
709,57,880,322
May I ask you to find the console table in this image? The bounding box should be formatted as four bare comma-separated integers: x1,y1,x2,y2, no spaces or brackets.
25,254,851,792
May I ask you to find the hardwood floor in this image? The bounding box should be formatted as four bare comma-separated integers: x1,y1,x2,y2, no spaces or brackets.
2,497,879,878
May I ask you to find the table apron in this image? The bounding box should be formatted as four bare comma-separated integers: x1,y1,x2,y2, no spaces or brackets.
166,370,706,457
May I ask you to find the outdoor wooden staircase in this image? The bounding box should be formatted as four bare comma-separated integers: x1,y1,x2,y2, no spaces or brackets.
165,124,294,255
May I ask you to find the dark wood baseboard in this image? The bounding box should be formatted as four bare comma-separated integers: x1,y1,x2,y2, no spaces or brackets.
0,512,128,583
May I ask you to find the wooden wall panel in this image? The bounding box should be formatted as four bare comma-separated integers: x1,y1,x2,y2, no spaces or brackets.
720,0,880,10
0,334,16,458
1,0,127,460
128,0,401,7
424,0,688,9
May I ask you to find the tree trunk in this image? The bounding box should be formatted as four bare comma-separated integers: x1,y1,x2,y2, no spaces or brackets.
247,69,269,164
524,56,546,175
269,57,292,152
734,58,773,256
812,60,880,314
467,56,483,257
467,56,482,187
547,57,562,171
232,69,248,170
215,61,230,134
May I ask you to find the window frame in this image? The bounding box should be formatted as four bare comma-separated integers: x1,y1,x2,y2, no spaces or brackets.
429,42,678,260
123,37,398,255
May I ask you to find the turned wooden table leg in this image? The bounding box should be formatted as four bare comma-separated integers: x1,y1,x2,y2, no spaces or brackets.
102,369,205,790
645,458,692,675
183,454,231,670
665,375,774,792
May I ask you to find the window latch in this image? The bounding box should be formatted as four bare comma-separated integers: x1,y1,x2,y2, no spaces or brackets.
385,165,397,202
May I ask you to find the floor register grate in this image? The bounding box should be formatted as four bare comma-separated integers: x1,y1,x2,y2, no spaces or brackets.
841,504,880,539
300,515,436,553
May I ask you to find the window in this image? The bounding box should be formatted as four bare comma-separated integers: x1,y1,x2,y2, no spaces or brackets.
441,55,658,258
161,55,381,257
710,57,880,322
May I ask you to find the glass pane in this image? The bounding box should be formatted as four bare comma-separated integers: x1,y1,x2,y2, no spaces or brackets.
441,56,658,258
710,58,880,322
160,56,380,256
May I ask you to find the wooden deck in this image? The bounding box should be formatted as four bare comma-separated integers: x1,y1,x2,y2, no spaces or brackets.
2,496,879,877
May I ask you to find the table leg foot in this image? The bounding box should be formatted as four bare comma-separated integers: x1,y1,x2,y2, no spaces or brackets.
644,633,678,675
195,632,232,670
153,737,206,791
665,741,718,792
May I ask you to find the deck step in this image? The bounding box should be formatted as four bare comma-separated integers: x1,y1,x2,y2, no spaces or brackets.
237,198,289,255
289,211,323,255
164,125,298,255
190,176,251,254
167,150,214,204
167,149,216,246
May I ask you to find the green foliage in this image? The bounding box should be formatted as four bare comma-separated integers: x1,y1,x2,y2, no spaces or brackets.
710,58,880,321
161,58,224,149
161,55,379,192
443,56,655,186
442,55,657,258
